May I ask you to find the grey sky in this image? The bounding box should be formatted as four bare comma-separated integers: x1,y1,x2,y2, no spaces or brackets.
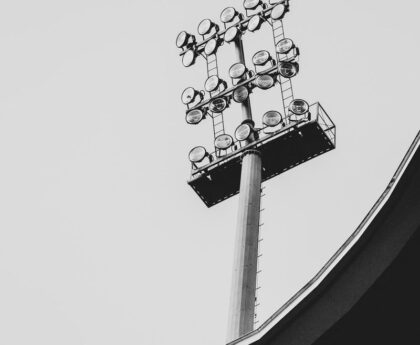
0,0,419,344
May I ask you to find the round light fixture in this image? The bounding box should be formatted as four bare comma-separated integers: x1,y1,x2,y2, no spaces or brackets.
215,134,234,150
252,50,271,66
224,26,239,43
205,76,221,93
189,146,207,163
186,109,204,125
279,62,299,78
229,63,247,79
276,38,294,54
220,7,237,23
176,31,189,48
181,87,200,105
244,0,261,10
248,15,262,32
255,74,275,89
233,86,249,103
205,38,218,56
289,99,309,115
235,123,252,141
198,19,215,35
271,4,286,20
263,110,283,127
209,97,228,113
182,50,196,67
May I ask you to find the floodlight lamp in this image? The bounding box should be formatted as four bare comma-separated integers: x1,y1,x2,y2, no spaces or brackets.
255,74,275,89
270,4,286,20
215,134,234,150
204,38,219,56
198,19,218,36
276,38,295,54
289,99,309,115
235,123,253,141
279,61,299,78
182,49,196,67
181,87,203,105
224,26,240,43
244,0,261,10
229,63,247,79
189,146,207,163
263,110,283,127
209,97,228,113
176,31,196,49
233,86,250,103
220,7,238,23
186,109,205,125
248,15,262,32
205,76,227,93
252,50,272,66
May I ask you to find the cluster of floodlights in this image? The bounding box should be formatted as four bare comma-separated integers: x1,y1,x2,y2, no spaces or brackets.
182,46,299,126
187,98,311,165
176,0,290,67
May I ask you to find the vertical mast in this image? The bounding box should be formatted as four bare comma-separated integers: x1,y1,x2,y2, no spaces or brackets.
227,34,262,343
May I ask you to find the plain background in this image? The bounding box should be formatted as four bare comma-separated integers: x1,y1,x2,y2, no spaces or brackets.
0,0,419,344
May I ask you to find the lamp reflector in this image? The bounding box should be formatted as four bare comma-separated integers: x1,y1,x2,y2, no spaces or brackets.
220,7,237,23
186,109,204,125
279,62,299,78
215,134,234,150
205,39,218,55
182,50,196,67
248,15,262,32
235,123,252,141
233,86,249,103
252,50,271,66
209,98,228,113
271,4,286,20
263,110,283,127
181,87,197,105
224,26,239,43
176,31,188,48
189,146,207,163
276,38,294,54
244,0,260,10
255,75,275,89
205,76,221,92
229,63,247,79
289,99,309,115
198,19,213,35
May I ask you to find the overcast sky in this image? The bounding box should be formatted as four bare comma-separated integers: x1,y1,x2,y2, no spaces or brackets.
0,0,419,344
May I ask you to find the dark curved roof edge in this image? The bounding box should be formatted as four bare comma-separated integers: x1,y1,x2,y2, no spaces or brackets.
228,131,420,345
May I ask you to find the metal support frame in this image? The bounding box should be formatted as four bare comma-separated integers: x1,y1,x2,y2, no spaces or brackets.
270,18,295,117
206,53,226,141
227,34,262,343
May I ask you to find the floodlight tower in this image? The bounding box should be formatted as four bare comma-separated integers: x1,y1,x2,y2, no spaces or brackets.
176,0,336,342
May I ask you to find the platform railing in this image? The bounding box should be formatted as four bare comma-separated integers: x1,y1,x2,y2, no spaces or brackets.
190,102,336,179
315,103,336,147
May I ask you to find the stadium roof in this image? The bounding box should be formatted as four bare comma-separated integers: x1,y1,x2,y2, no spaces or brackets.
229,131,420,345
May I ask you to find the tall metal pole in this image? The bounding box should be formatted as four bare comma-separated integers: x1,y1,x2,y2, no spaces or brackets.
227,35,262,343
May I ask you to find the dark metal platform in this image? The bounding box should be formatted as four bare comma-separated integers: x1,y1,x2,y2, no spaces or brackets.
188,103,336,207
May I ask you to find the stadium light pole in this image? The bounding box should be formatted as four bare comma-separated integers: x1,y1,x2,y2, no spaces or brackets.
176,1,336,343
227,34,262,342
